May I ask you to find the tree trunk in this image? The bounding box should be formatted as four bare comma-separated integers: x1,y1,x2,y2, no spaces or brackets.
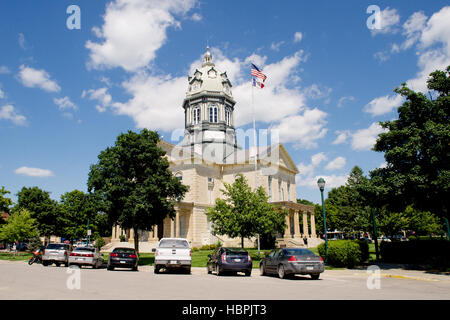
133,227,139,255
241,236,244,249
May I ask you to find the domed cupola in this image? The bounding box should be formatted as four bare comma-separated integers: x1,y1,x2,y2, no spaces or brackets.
181,47,239,162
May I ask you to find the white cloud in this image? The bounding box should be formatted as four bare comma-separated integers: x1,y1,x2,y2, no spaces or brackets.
325,156,346,171
364,94,403,116
85,0,197,72
337,96,355,108
332,130,351,145
400,11,428,50
297,152,327,177
294,32,303,43
351,122,387,151
271,108,328,149
18,33,26,49
14,166,54,177
191,13,202,21
371,7,401,35
82,87,112,112
18,65,60,92
53,96,77,111
0,88,4,99
0,66,10,74
0,105,27,126
270,41,285,51
407,6,450,92
303,84,332,100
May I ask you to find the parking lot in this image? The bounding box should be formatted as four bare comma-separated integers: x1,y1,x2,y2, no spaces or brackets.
1,260,449,300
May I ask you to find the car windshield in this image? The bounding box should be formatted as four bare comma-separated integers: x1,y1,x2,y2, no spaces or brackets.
159,239,189,248
46,244,67,250
74,247,95,252
283,248,315,256
113,248,135,253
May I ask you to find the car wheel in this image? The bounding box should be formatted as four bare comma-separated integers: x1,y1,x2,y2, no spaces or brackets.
207,265,212,274
185,267,191,274
259,263,266,276
278,265,286,279
245,270,251,277
55,262,60,267
311,273,320,280
154,266,160,274
132,266,138,271
107,265,114,271
42,261,49,266
216,264,223,276
65,262,69,267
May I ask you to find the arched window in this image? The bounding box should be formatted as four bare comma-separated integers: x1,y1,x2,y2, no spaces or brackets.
225,107,231,126
192,107,200,125
209,104,218,123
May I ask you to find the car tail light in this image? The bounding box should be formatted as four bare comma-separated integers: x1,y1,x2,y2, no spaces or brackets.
85,254,94,257
64,251,67,256
110,253,118,257
319,256,324,262
248,254,252,262
43,249,45,255
288,256,297,262
155,249,159,256
189,250,191,257
221,253,226,262
129,254,137,258
70,253,76,257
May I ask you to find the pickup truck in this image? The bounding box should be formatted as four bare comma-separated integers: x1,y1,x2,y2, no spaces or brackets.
42,243,72,267
153,238,191,274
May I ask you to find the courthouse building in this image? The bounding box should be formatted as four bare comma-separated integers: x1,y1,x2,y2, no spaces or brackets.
108,48,320,251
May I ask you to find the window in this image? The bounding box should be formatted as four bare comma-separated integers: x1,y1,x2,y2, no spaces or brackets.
209,105,218,123
225,107,231,126
192,107,200,124
287,182,291,201
278,180,282,200
268,176,272,201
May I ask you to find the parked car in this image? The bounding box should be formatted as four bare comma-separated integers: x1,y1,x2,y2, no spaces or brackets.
207,247,252,276
107,247,139,271
68,246,103,269
42,243,72,267
260,248,324,279
153,238,191,274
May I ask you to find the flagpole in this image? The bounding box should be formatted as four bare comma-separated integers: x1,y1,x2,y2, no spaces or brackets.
251,74,261,258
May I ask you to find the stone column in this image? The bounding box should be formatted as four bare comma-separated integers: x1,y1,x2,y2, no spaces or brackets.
293,210,301,238
310,213,316,238
176,211,180,238
283,213,291,238
171,219,176,238
129,229,134,243
302,211,309,237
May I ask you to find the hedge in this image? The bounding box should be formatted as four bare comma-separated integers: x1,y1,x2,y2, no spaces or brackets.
318,240,367,268
380,239,450,270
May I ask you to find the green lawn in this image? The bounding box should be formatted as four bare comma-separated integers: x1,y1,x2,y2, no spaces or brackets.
0,252,32,261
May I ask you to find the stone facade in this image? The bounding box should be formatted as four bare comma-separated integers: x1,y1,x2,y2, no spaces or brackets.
108,48,320,252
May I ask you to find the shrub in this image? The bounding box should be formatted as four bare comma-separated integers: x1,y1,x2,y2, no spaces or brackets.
380,239,450,270
355,239,369,262
318,240,362,268
94,236,106,250
119,235,126,242
192,247,199,252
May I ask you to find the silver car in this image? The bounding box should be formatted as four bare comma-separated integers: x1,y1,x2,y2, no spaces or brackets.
42,243,72,267
68,246,104,269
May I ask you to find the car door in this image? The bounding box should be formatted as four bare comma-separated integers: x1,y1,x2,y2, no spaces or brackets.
265,250,277,274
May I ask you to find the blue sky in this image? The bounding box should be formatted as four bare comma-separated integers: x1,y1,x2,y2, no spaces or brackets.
1,0,449,205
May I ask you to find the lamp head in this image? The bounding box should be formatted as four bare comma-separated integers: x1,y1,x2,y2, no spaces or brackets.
317,177,325,191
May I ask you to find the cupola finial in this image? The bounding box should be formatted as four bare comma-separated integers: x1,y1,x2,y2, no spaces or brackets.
203,46,213,66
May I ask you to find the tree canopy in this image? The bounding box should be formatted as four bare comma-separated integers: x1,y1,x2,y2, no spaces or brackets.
87,129,188,253
207,174,286,248
0,186,13,214
370,66,450,218
0,208,39,243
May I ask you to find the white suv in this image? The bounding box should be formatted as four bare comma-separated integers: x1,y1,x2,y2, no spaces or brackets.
153,238,191,274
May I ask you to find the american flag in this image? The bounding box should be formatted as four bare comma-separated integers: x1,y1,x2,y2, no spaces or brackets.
251,63,267,82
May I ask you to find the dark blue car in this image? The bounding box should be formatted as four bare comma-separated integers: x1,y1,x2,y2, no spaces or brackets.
207,247,252,276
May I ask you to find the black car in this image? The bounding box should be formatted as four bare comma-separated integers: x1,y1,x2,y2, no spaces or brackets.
207,247,252,276
260,248,324,279
107,247,139,271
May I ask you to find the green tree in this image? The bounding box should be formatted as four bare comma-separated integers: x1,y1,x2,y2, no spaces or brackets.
0,208,39,244
207,174,286,248
15,186,60,244
378,211,409,238
0,186,13,214
406,206,442,236
59,190,105,243
370,66,450,218
87,129,188,254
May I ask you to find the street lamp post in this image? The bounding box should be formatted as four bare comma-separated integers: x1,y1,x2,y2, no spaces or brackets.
317,178,327,264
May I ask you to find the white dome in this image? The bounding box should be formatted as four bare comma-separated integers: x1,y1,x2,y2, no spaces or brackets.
187,47,233,97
